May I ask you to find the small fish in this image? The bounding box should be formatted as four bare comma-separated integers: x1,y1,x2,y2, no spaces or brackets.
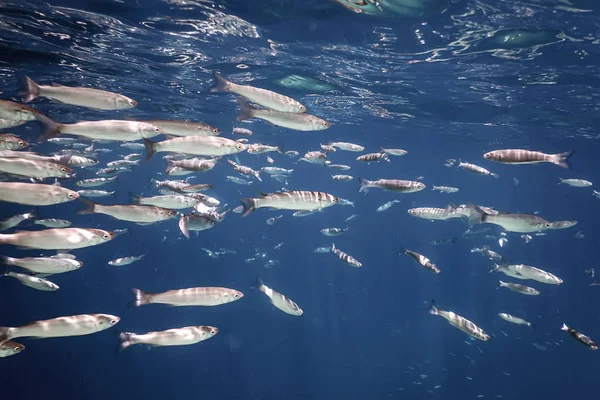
266,215,283,225
327,142,364,152
0,210,37,231
327,164,351,170
233,127,253,136
429,300,490,341
345,214,358,223
432,186,459,193
483,149,573,168
320,143,337,152
227,175,253,185
254,277,303,316
359,178,425,193
0,341,25,358
1,255,82,274
300,151,327,165
285,150,299,158
380,147,407,156
403,249,440,274
320,228,348,237
293,209,324,217
356,152,390,163
227,160,261,181
247,143,283,155
561,323,598,350
313,246,331,253
75,176,117,188
332,174,353,181
178,214,216,238
558,178,592,187
119,326,218,350
0,314,120,342
266,156,274,164
331,243,362,267
237,99,329,131
131,194,198,210
458,161,499,178
108,254,145,267
2,271,59,291
376,199,401,212
34,219,72,228
498,280,540,295
498,313,534,328
22,77,136,110
77,190,115,198
147,119,220,137
407,204,461,221
131,287,243,307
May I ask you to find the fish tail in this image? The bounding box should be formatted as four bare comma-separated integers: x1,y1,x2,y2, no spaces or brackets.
498,280,507,288
209,71,231,93
490,264,500,273
21,76,40,103
358,178,370,193
35,112,62,142
0,255,15,266
331,242,336,252
254,171,262,182
178,215,190,239
253,276,265,291
276,145,285,155
236,98,256,122
382,153,390,162
130,288,151,307
77,198,96,215
561,323,569,331
428,299,439,315
143,138,156,162
0,327,10,342
554,151,574,169
164,166,178,175
119,332,135,350
240,197,257,217
491,173,500,179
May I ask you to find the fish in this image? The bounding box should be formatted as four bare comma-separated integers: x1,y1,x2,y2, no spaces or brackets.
1,255,82,274
254,277,303,316
266,215,283,225
331,243,362,267
376,199,401,212
321,228,348,237
407,204,462,221
380,147,407,156
34,218,72,228
211,71,306,113
483,149,573,168
178,214,216,238
240,191,338,217
356,152,390,163
332,174,353,181
429,300,490,341
57,154,98,168
0,314,120,341
167,157,219,173
313,246,332,253
320,143,337,152
558,178,592,187
77,190,115,198
131,194,198,209
0,99,45,122
2,271,59,291
119,326,218,350
327,142,364,152
187,193,220,207
146,119,220,136
75,176,117,188
266,156,274,164
359,178,425,193
0,119,26,129
0,228,114,250
0,341,25,358
471,246,504,262
78,199,177,224
227,176,253,185
432,186,459,193
593,190,600,199
228,160,261,181
233,127,253,136
292,209,324,217
403,249,440,274
0,210,37,231
108,255,145,267
327,164,351,170
21,77,137,110
144,136,246,160
37,115,162,142
561,323,598,350
131,287,243,307
237,99,330,131
458,161,499,178
247,144,283,155
299,151,327,165
107,159,140,168
465,205,553,233
498,280,540,295
261,167,293,176
0,157,72,178
0,134,28,150
498,313,534,328
491,264,529,280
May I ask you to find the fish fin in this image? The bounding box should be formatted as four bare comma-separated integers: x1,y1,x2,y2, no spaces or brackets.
253,276,265,291
276,145,285,155
464,203,485,226
0,327,10,342
20,76,40,103
236,98,256,122
491,173,500,179
119,332,134,351
129,288,151,307
428,299,439,315
490,264,500,273
178,216,190,239
561,323,568,331
358,178,370,193
77,198,96,215
255,172,262,182
209,71,231,93
240,198,257,217
35,112,63,142
143,138,156,162
129,192,142,204
554,151,574,169
382,153,390,162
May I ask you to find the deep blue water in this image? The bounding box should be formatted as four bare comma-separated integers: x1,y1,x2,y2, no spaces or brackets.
1,0,600,399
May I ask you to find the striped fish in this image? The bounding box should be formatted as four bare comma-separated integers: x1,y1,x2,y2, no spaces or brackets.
227,160,261,181
403,249,440,274
356,152,390,163
240,191,338,217
359,178,425,193
484,149,573,169
254,277,303,316
331,243,362,267
429,300,490,341
498,281,540,295
561,323,598,350
407,204,462,221
458,161,499,178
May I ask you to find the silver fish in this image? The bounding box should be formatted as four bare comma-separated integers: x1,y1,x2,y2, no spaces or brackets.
79,199,177,224
0,210,36,231
75,176,117,188
467,205,553,233
498,313,534,328
254,277,303,316
458,161,499,178
241,191,338,216
266,215,283,225
429,300,490,341
178,214,216,238
300,151,327,165
131,194,198,209
77,190,115,198
327,164,351,170
227,175,253,185
0,182,78,206
146,119,220,136
432,186,459,193
376,199,401,212
247,144,283,155
2,271,59,291
119,326,218,350
228,160,261,181
131,287,243,307
407,204,462,221
108,254,145,267
403,249,440,274
327,142,364,152
332,174,353,181
167,157,219,173
0,119,26,129
380,147,407,156
558,178,592,187
237,99,330,131
34,218,72,228
356,152,390,163
0,134,28,150
321,228,348,237
498,280,540,295
0,228,114,250
0,314,120,341
0,99,45,122
261,167,293,176
0,341,25,358
233,127,253,136
22,77,136,110
359,178,425,193
144,136,245,160
1,255,82,274
0,157,72,178
484,149,573,168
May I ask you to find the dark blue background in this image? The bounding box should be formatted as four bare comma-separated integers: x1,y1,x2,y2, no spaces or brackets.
1,1,599,399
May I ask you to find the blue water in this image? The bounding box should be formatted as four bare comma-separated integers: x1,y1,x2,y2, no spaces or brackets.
1,0,600,398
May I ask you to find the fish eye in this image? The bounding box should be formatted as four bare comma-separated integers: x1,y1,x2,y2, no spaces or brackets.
212,128,220,133
299,105,306,112
102,233,110,239
67,193,74,199
60,167,67,173
233,293,240,298
154,127,160,132
169,211,177,216
110,319,117,324
18,141,25,146
13,346,22,352
322,121,330,127
211,329,217,334
129,100,136,106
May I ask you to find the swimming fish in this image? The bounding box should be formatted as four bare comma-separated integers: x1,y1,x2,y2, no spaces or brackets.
0,341,25,358
1,271,59,291
237,99,330,131
331,243,362,267
144,136,246,160
498,281,540,295
254,277,303,316
0,228,114,250
240,191,338,216
558,178,592,187
483,149,573,168
131,287,243,307
78,199,177,224
429,300,490,341
403,249,440,274
561,323,598,350
108,255,145,267
458,161,499,178
498,313,534,328
359,178,425,193
119,326,218,350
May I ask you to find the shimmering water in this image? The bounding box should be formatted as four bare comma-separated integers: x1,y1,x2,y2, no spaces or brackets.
1,1,600,399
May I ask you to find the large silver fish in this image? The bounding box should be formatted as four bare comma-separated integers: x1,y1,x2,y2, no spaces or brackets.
119,326,218,350
484,149,573,169
2,271,59,291
144,136,246,160
0,228,114,250
237,99,330,131
1,255,82,274
429,300,490,341
131,287,243,307
359,178,425,193
0,182,79,206
466,205,554,233
78,199,177,223
0,314,120,341
0,99,45,121
146,119,220,136
0,157,72,178
240,191,338,216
